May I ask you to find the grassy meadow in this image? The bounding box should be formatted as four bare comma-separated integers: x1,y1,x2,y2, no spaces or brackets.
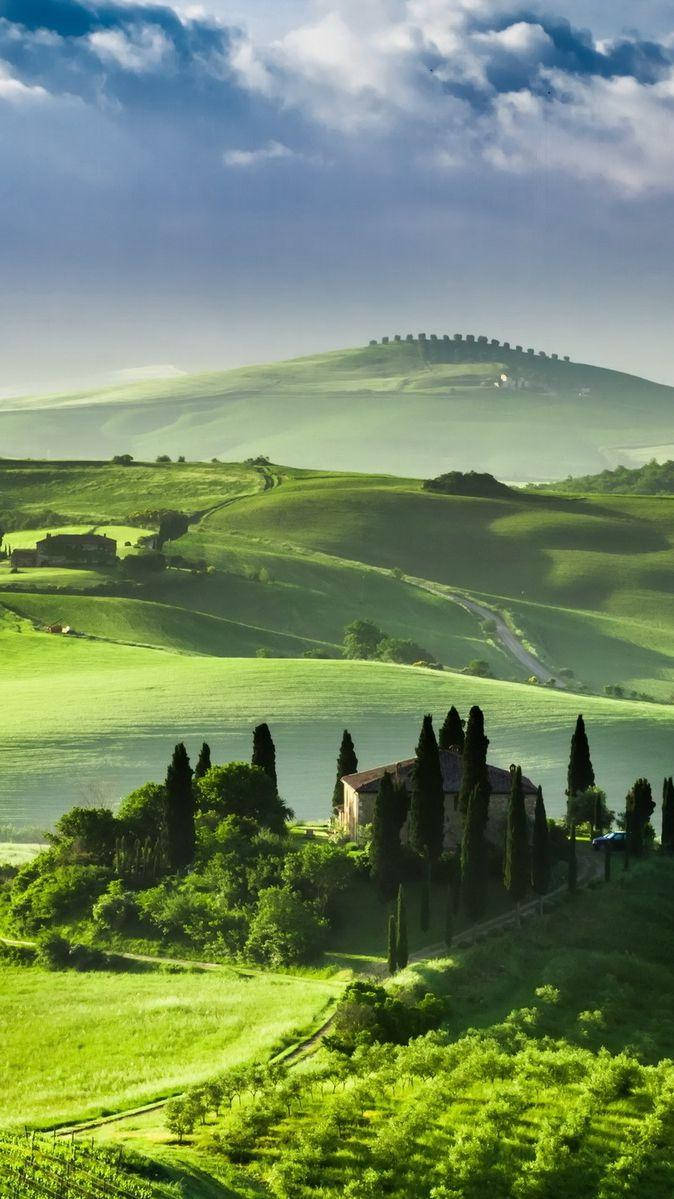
0,961,337,1128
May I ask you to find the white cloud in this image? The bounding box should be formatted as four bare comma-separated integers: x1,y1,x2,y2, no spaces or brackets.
0,61,50,104
88,25,173,73
223,139,297,167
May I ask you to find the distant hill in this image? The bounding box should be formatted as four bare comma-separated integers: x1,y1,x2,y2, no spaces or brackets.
537,458,674,495
0,335,673,481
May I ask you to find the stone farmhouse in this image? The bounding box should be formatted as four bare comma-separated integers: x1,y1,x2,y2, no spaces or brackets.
10,532,117,569
340,749,537,850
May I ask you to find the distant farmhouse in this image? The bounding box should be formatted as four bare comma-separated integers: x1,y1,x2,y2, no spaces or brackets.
10,532,117,569
341,749,537,849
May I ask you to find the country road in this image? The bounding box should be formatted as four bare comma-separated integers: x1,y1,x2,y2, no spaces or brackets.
408,576,560,685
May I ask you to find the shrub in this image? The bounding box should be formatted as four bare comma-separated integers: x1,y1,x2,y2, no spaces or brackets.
197,763,292,834
117,783,166,841
245,887,327,966
92,880,139,931
10,864,112,930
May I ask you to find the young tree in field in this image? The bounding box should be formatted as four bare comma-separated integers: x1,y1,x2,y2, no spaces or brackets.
252,722,278,793
194,742,211,780
504,766,529,907
343,620,383,660
369,772,402,900
387,914,397,975
165,743,195,871
408,715,445,861
332,729,358,813
444,886,453,949
420,856,431,933
625,777,655,856
567,715,595,804
658,777,672,843
531,787,550,899
567,822,577,893
395,884,408,969
439,706,464,753
458,706,491,823
461,785,487,920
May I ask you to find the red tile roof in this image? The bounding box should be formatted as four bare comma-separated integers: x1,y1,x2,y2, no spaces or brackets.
342,749,536,795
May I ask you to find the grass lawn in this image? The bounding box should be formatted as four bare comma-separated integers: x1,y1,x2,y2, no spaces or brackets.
0,963,337,1128
0,842,44,866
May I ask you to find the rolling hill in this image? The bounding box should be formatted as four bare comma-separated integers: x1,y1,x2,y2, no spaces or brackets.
1,336,673,480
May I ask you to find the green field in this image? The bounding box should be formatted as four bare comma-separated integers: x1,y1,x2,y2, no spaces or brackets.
2,339,673,479
0,961,336,1128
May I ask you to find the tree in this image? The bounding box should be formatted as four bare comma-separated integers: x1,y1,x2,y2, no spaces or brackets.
444,886,453,948
332,729,358,813
395,885,408,969
165,743,195,871
157,510,189,548
252,723,278,793
49,806,118,866
111,453,133,465
568,823,577,893
408,715,445,861
458,706,491,823
625,778,655,857
117,782,166,842
461,785,487,920
504,766,529,906
369,772,402,900
568,786,611,837
343,620,383,660
567,715,595,803
387,914,397,975
531,787,550,898
662,777,674,851
197,763,291,834
245,887,327,966
194,742,211,781
282,842,355,920
439,706,464,753
420,856,431,933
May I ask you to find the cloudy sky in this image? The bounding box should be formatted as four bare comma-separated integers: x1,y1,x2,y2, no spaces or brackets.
1,0,673,393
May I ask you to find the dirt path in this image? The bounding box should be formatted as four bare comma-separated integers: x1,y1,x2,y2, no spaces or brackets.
408,576,559,684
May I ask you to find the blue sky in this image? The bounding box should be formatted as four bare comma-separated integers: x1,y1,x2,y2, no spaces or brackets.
0,0,673,392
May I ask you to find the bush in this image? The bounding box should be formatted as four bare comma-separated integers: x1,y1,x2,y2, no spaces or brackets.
10,864,112,931
281,841,356,921
197,763,292,834
117,783,166,841
246,887,327,966
92,880,139,931
49,806,118,866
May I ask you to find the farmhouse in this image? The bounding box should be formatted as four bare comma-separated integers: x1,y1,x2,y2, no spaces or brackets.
340,749,537,849
34,532,117,567
9,548,39,568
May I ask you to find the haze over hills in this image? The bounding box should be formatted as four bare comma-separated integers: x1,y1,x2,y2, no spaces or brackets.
1,336,673,481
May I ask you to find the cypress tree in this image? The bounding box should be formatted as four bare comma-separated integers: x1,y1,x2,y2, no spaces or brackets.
369,772,402,900
444,886,453,949
567,822,577,893
567,715,595,802
420,856,431,933
504,766,529,906
662,777,674,851
408,715,445,861
252,722,278,793
531,787,550,898
194,742,211,781
625,778,655,857
387,914,397,975
395,885,408,969
165,743,195,871
458,705,491,823
461,785,487,920
439,706,465,753
604,846,611,883
332,730,358,813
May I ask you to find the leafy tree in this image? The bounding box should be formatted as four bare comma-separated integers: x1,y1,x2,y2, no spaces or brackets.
625,777,655,856
117,782,166,841
458,706,491,822
165,743,195,871
461,785,487,920
343,620,383,660
111,453,133,465
387,913,397,975
197,763,290,834
376,636,433,665
157,510,189,547
282,841,355,919
332,729,358,813
245,886,327,966
531,786,550,897
369,771,402,900
48,807,118,866
568,786,612,837
504,766,529,905
395,884,408,969
408,714,445,861
567,714,595,802
444,886,453,948
193,742,211,781
251,722,278,792
662,777,674,851
568,822,577,892
439,706,464,753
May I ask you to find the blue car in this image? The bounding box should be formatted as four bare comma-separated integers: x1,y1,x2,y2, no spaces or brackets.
591,831,626,851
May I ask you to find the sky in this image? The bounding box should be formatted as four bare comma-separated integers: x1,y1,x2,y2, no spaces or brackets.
0,0,674,393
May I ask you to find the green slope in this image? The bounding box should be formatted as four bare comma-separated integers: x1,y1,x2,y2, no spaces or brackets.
1,338,673,479
1,617,673,829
